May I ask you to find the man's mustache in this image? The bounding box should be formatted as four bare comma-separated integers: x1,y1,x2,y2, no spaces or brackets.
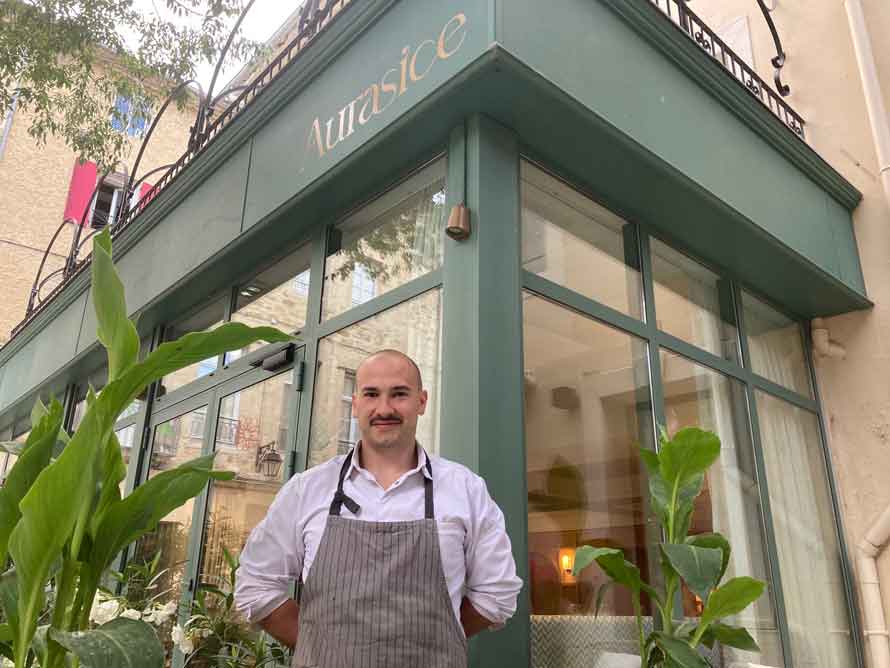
371,416,402,424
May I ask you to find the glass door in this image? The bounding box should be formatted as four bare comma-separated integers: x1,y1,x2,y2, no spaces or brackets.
132,344,304,667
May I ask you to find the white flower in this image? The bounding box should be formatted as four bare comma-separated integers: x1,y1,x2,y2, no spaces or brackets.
1,657,14,668
171,624,194,654
89,594,121,626
199,627,212,638
120,608,142,621
144,600,178,626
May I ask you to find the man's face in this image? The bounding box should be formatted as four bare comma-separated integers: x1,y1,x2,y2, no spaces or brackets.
353,354,427,450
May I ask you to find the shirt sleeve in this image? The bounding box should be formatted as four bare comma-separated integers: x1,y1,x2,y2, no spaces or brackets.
463,475,524,627
234,474,304,623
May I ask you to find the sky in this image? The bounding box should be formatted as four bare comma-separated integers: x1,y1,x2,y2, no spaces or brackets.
133,0,300,92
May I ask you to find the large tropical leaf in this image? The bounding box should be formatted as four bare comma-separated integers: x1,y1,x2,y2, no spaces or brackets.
572,546,658,600
49,618,163,668
87,454,235,585
0,399,63,565
661,544,723,603
659,428,720,491
700,577,766,628
92,230,139,383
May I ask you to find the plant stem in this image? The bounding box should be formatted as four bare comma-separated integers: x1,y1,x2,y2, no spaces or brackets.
689,621,709,647
633,594,647,666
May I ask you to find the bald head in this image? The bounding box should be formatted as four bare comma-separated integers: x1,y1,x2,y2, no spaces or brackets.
356,350,423,390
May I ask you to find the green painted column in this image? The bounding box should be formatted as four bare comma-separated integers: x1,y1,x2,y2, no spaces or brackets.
442,114,530,667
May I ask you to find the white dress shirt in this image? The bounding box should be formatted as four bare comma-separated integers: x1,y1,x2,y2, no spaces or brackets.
234,446,523,629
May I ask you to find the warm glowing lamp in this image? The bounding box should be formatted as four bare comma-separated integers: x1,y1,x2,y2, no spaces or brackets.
558,547,577,584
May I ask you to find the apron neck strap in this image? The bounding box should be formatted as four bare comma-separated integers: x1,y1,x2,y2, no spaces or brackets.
329,447,436,519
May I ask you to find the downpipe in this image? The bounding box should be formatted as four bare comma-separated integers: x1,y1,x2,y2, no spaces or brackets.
858,505,890,668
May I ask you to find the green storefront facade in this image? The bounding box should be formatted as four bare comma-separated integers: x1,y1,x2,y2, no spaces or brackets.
0,1,872,666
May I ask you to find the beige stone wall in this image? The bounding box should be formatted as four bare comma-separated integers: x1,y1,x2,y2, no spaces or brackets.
0,83,195,347
687,1,890,661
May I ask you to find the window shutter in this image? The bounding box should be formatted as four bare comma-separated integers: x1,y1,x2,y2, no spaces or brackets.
63,160,98,225
138,181,156,210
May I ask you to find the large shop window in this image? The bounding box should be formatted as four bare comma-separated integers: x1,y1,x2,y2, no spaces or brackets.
309,290,442,467
521,162,643,319
523,293,653,663
756,392,856,667
660,350,782,666
322,159,446,321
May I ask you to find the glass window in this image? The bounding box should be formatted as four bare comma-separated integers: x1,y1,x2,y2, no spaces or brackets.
229,243,312,361
114,424,137,493
742,292,812,397
660,350,781,665
523,292,654,663
651,238,738,361
756,392,856,667
197,373,291,631
521,161,643,318
310,289,442,467
137,406,208,662
160,295,228,397
322,160,447,321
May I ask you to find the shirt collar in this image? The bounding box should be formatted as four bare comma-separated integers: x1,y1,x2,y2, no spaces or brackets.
349,442,433,481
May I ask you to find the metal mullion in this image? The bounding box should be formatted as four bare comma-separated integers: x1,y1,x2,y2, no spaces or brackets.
735,282,795,667
654,330,749,385
749,375,819,413
521,271,648,340
292,224,326,475
637,229,671,624
172,387,221,668
315,269,444,339
804,325,867,668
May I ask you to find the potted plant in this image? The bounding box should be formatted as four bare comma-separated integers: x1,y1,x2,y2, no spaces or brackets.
573,427,766,667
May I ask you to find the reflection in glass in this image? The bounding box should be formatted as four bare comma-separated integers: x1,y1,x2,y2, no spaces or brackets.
198,373,291,635
228,244,311,362
114,424,137,494
521,161,643,318
310,290,442,467
161,295,228,396
137,407,207,662
742,291,812,397
650,239,738,361
322,160,446,321
523,293,653,663
660,350,781,665
756,392,855,667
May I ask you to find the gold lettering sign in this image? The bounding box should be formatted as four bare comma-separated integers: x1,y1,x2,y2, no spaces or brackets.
306,13,468,159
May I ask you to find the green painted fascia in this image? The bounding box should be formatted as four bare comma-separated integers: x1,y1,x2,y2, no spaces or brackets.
600,0,862,211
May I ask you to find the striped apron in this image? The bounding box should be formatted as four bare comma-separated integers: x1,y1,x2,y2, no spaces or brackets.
292,450,468,668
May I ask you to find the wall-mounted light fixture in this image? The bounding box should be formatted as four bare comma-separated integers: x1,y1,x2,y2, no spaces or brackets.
445,204,471,241
558,547,577,585
255,441,284,478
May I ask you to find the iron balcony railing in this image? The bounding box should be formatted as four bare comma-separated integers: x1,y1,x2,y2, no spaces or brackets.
649,0,806,140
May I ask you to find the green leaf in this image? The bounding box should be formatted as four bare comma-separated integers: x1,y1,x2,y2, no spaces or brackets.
0,399,63,565
659,428,721,489
686,533,731,584
87,454,234,584
573,546,657,600
651,632,711,668
49,618,163,668
88,430,128,540
700,622,760,652
661,544,723,602
572,545,617,577
640,448,660,475
700,577,766,628
92,229,140,383
649,471,704,535
0,569,19,656
591,581,612,618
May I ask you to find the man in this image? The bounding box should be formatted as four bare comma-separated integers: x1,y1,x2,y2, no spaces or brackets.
235,349,522,667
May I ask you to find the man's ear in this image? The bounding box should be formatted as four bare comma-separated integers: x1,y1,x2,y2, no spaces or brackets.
352,394,359,417
418,389,429,416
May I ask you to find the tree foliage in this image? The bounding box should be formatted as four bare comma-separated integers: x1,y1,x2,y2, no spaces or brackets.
0,0,261,170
